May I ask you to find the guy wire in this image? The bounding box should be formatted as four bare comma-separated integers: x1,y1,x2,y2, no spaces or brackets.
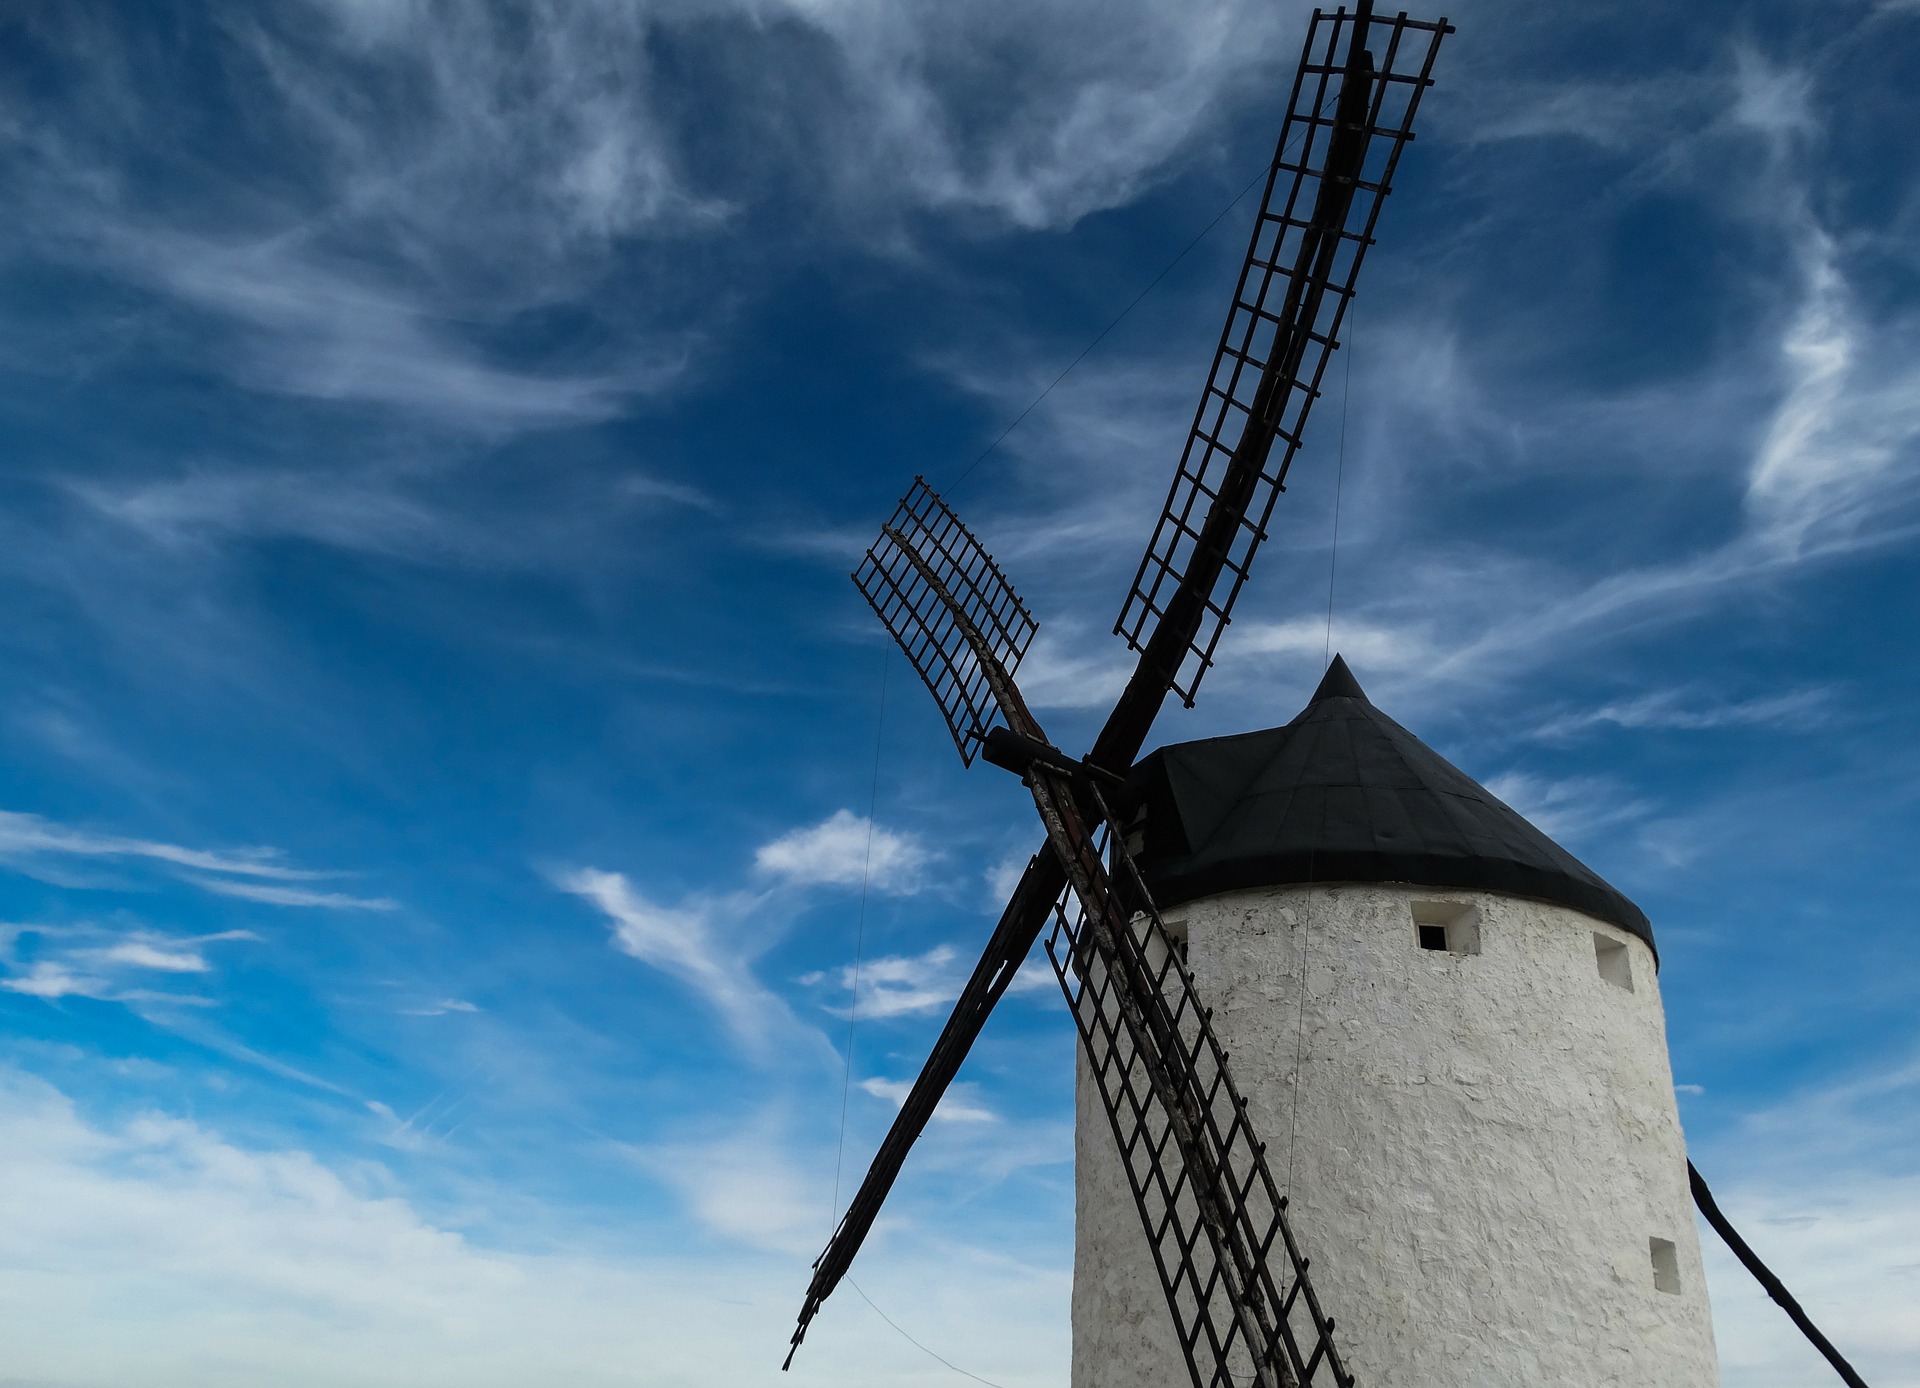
1289,302,1357,1195
830,646,889,1226
945,109,1321,497
847,1278,1012,1388
945,162,1266,495
1324,299,1354,668
825,653,1011,1387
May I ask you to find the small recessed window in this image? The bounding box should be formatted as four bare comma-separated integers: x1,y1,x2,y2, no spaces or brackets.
1650,1237,1681,1294
1411,901,1480,956
1595,933,1634,991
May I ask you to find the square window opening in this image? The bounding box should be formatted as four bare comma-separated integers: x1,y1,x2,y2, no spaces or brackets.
1650,1237,1681,1294
1595,933,1634,992
1411,901,1480,956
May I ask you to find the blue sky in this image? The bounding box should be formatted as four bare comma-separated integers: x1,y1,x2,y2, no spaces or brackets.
1,1,1917,1384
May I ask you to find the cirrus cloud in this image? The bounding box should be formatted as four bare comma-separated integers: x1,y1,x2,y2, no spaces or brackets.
754,809,929,893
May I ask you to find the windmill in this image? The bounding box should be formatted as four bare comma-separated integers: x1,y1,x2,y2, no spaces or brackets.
785,6,1452,1386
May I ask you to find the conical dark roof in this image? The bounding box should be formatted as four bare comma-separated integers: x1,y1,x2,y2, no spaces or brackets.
1127,656,1653,949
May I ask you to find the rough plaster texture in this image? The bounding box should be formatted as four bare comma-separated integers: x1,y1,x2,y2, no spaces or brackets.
1072,883,1719,1388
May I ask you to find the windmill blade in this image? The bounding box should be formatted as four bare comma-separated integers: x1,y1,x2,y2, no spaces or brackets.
798,11,1454,1365
787,847,1066,1364
1041,785,1350,1388
801,471,1349,1386
790,482,1056,1362
1114,3,1451,707
853,476,1038,764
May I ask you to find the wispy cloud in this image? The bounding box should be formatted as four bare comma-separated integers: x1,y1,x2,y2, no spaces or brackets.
1482,771,1651,846
1228,616,1435,678
1532,687,1831,742
754,809,929,893
0,925,258,1006
94,940,212,973
189,878,398,911
1703,1171,1920,1388
808,944,963,1021
10,0,1304,441
1740,221,1920,563
0,1066,1072,1384
102,228,669,429
397,998,480,1019
67,455,719,573
558,809,947,1051
984,849,1033,912
804,937,1054,1022
1693,1045,1920,1386
861,1076,997,1123
0,961,113,1001
1013,630,1134,712
0,809,395,910
555,867,797,1052
0,809,324,881
627,1113,835,1257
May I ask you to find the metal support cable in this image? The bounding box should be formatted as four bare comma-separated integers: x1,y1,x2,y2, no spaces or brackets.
846,1279,1010,1388
946,163,1270,496
1688,1161,1872,1388
818,651,1008,1388
1289,302,1354,1196
1322,299,1352,671
946,112,1328,501
830,647,889,1225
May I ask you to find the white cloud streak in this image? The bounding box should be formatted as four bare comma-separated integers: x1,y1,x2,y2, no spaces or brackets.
94,940,210,973
838,945,962,1021
398,998,480,1018
189,878,399,911
1228,616,1435,678
0,926,259,1005
0,809,325,881
754,809,929,893
809,937,1054,1020
555,866,798,1053
106,229,666,429
11,0,1305,437
1482,771,1651,847
0,809,396,911
0,1068,1072,1386
627,1113,837,1257
1532,687,1831,742
861,1076,997,1124
1694,1045,1920,1386
1013,630,1134,712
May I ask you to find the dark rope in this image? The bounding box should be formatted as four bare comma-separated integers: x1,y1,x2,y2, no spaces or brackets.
1688,1161,1872,1388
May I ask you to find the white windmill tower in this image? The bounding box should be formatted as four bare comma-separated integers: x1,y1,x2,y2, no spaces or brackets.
1075,654,1721,1386
785,4,1870,1385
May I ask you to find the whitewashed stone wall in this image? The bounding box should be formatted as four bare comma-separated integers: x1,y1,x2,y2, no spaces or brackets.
1072,882,1719,1388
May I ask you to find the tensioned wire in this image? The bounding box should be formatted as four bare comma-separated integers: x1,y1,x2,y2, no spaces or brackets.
944,109,1320,498
826,643,1013,1383
1287,299,1356,1199
825,637,1015,1387
828,644,889,1226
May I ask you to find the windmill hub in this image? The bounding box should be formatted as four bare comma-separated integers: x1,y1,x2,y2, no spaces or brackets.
1075,659,1720,1387
981,727,1145,817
